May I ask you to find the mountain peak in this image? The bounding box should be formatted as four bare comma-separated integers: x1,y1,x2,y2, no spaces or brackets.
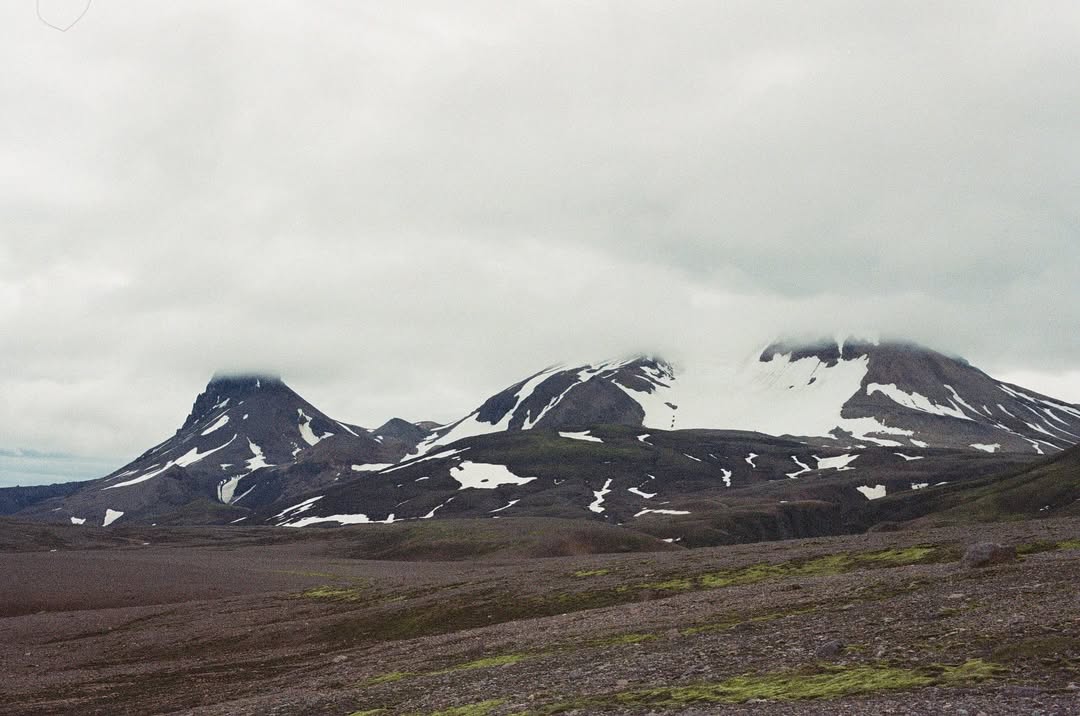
207,372,283,389
180,373,286,432
760,337,972,368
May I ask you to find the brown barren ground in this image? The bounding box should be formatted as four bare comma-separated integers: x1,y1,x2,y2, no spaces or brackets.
1,517,1078,715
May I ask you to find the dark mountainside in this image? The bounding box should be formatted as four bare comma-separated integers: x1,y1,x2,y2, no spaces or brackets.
7,339,1080,546
11,374,430,527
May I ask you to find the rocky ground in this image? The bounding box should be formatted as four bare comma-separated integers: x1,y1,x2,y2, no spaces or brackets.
1,517,1078,715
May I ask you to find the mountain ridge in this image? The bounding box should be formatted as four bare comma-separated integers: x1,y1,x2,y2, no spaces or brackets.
7,337,1078,534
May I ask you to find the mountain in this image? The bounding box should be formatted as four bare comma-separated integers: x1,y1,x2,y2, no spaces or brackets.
15,374,429,527
251,424,1039,543
11,338,1079,536
415,357,678,455
863,442,1080,526
417,340,1080,456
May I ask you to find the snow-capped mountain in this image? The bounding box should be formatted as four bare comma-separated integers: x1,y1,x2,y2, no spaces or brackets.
18,374,428,526
415,357,677,455
417,340,1080,456
10,338,1079,530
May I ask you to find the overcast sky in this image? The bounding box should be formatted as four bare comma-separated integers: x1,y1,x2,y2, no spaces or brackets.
3,1,1080,486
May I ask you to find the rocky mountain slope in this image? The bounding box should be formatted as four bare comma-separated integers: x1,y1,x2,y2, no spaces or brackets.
8,339,1079,535
15,374,429,527
419,340,1080,456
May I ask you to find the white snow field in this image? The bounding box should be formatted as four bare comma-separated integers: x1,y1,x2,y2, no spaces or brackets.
450,461,537,490
559,431,603,443
856,485,887,500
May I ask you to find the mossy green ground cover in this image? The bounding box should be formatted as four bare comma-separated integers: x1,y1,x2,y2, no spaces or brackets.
637,545,941,592
513,660,1001,713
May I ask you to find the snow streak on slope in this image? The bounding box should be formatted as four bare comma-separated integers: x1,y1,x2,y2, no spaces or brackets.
559,431,603,443
610,361,678,429
200,414,230,435
413,358,673,455
297,409,333,446
588,478,613,514
106,435,237,489
415,366,565,454
217,439,276,504
866,383,971,420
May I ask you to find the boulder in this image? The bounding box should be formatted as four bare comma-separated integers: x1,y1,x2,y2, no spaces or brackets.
960,542,1016,569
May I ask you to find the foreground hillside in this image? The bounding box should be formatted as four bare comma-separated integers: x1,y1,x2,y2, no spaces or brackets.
2,516,1078,715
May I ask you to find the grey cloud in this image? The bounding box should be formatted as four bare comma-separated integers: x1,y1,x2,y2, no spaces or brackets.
2,1,1079,481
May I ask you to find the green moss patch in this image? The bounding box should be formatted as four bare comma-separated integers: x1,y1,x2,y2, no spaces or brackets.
428,699,506,716
525,660,1000,713
680,606,817,636
298,585,369,602
589,633,657,646
991,637,1080,663
1017,538,1080,556
639,546,943,593
433,653,531,674
362,653,532,693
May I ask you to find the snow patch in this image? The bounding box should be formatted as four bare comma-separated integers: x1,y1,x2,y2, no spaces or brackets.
745,453,758,468
245,439,272,472
285,513,399,528
421,497,454,519
383,448,469,473
490,499,520,514
894,452,924,461
351,463,394,472
911,482,930,490
200,414,230,436
297,409,333,446
559,431,603,443
814,453,859,471
785,456,812,479
336,421,361,437
589,478,613,513
856,485,887,500
635,508,691,517
450,461,537,490
70,517,86,525
971,443,1001,453
273,495,323,520
103,509,124,527
106,435,237,489
866,383,972,421
628,486,657,499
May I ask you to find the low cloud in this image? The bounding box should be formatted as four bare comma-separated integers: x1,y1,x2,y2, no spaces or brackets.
2,2,1078,480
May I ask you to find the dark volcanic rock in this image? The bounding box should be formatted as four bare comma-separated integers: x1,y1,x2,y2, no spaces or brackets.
15,374,420,527
815,639,846,658
960,542,1017,569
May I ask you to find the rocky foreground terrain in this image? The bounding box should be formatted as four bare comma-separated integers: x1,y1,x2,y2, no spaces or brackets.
2,516,1078,715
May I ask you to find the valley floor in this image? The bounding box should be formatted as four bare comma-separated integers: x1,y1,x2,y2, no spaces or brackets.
1,518,1079,715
